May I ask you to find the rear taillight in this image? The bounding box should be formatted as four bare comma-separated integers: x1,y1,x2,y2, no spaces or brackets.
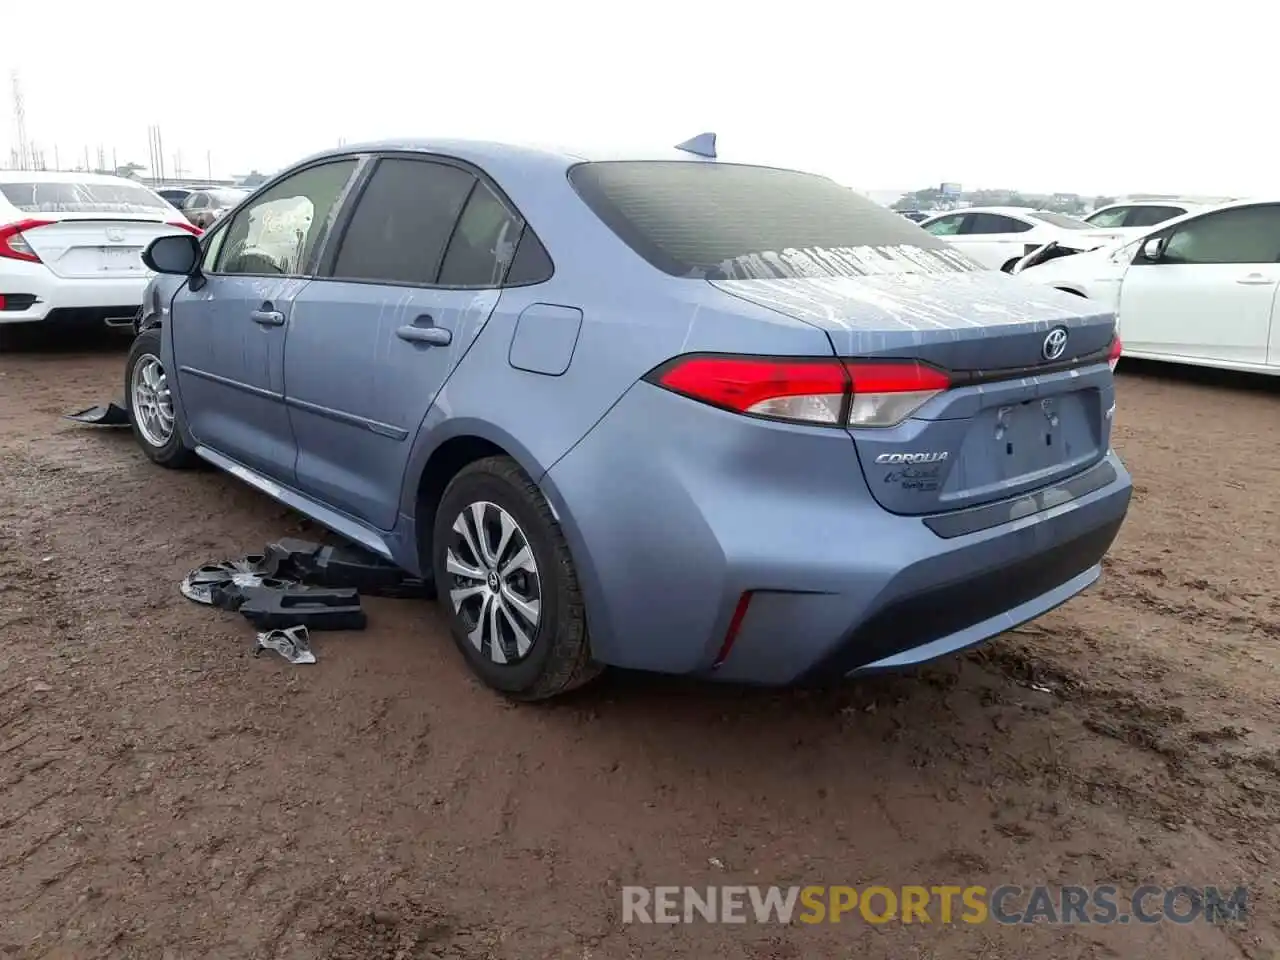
1108,335,1122,372
646,355,951,428
0,219,53,263
168,220,203,236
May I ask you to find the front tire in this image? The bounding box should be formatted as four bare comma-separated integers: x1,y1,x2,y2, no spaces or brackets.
432,456,601,701
125,329,198,469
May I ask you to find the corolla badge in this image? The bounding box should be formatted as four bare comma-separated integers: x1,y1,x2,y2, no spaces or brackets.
1042,326,1068,361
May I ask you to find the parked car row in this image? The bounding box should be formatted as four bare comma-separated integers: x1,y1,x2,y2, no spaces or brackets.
1013,198,1280,375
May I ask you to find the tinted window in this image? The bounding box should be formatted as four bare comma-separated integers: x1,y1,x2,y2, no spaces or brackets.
209,189,248,208
966,213,1031,235
568,161,966,279
1126,205,1185,228
504,227,554,285
331,158,474,285
1160,205,1280,265
1027,211,1091,230
1084,206,1131,228
0,180,170,214
437,181,522,286
217,160,356,276
923,214,965,236
184,193,207,210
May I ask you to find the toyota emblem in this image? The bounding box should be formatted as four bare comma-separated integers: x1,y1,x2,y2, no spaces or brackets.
1042,327,1068,361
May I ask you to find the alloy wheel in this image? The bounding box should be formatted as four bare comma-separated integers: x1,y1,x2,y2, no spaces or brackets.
445,501,542,664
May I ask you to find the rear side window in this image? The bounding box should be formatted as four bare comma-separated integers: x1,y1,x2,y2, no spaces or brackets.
965,213,1030,234
437,181,522,287
1084,206,1130,228
568,161,972,279
1160,205,1280,265
1126,205,1185,227
332,158,475,285
504,228,554,285
0,180,170,214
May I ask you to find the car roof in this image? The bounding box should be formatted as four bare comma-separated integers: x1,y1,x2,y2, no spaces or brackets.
290,137,813,174
0,170,151,186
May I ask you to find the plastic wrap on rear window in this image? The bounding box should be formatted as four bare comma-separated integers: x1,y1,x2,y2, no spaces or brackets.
0,181,170,214
568,161,979,279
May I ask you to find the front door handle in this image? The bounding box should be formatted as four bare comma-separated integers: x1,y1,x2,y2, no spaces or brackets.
250,309,286,326
1237,273,1276,285
396,315,451,346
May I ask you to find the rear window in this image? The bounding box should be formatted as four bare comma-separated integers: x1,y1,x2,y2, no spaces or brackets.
1027,211,1092,230
568,161,976,280
0,180,170,214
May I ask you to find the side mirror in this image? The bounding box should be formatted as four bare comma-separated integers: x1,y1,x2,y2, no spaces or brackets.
143,233,201,275
1140,236,1167,262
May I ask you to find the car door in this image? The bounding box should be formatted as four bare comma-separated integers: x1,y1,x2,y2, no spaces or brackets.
959,213,1038,271
284,155,525,529
1117,203,1280,366
171,157,360,482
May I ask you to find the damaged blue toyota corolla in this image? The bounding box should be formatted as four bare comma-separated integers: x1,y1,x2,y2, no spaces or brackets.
127,135,1131,700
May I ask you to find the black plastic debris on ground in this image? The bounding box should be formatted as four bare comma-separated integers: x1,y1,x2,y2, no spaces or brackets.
64,402,131,426
180,538,426,637
265,538,428,598
234,584,367,631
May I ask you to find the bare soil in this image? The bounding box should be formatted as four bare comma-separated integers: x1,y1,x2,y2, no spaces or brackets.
1,335,1278,959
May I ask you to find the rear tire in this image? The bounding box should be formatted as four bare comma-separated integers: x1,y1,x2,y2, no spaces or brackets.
124,329,198,469
432,456,601,701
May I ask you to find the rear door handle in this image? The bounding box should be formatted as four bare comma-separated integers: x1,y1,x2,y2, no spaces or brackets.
1237,274,1276,285
396,315,452,346
250,309,286,326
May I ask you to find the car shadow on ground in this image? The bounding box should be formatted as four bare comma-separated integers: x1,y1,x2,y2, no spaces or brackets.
0,326,132,355
1118,356,1280,394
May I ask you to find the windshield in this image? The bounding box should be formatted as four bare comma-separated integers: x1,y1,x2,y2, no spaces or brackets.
0,180,170,214
1028,210,1092,230
568,161,978,279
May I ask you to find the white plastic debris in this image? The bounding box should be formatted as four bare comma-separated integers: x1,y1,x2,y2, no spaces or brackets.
253,626,316,665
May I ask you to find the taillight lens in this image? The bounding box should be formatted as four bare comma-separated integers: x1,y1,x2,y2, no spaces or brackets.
168,220,203,236
647,355,951,428
1108,335,1122,372
0,219,53,263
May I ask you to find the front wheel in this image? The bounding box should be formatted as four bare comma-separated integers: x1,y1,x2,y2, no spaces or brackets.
124,329,198,469
432,456,601,701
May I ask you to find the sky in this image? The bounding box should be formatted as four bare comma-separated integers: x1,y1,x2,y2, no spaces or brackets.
2,1,1273,199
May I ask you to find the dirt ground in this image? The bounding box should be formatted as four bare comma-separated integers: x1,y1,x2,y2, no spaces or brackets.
0,335,1277,960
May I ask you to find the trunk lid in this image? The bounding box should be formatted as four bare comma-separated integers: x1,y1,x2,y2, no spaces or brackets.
712,270,1117,516
19,215,189,280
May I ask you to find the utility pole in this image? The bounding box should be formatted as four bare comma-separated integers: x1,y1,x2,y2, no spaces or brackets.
53,145,60,171
206,150,212,180
11,71,29,170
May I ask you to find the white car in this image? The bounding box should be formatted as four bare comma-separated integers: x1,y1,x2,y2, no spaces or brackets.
917,206,1133,272
1014,198,1280,374
0,171,201,340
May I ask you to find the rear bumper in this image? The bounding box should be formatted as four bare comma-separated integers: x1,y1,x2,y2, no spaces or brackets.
542,382,1132,685
0,262,149,325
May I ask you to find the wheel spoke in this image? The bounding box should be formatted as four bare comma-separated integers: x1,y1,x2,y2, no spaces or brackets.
500,545,536,579
467,592,492,652
448,583,487,611
452,512,485,571
498,600,534,658
470,502,498,567
499,582,540,626
487,594,506,663
492,512,518,571
445,547,486,583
